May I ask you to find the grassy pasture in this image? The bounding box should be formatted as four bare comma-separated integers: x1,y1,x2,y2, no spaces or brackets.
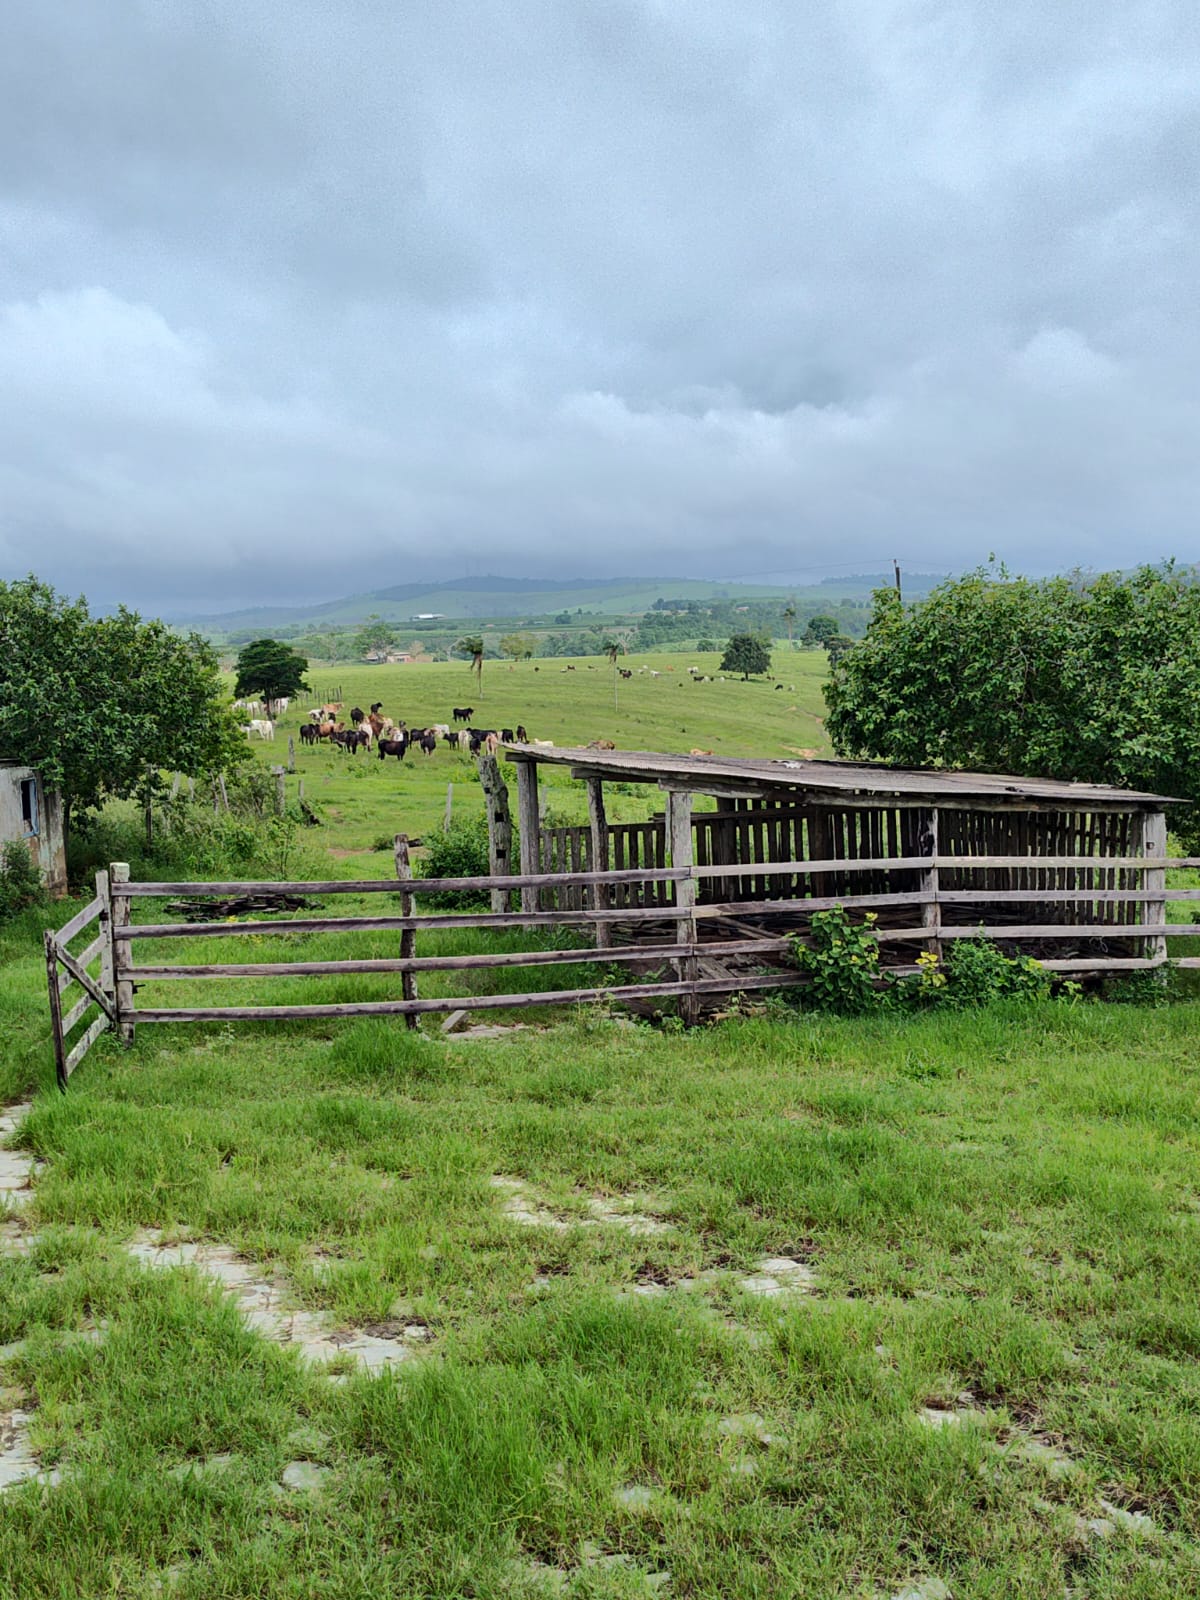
3,907,1200,1597
233,649,832,857
4,651,1200,1594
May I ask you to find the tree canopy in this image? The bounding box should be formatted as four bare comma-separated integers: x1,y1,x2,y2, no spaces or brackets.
803,615,840,646
721,633,772,680
454,635,485,695
234,639,310,706
824,564,1200,840
499,632,536,661
352,616,400,659
0,575,244,829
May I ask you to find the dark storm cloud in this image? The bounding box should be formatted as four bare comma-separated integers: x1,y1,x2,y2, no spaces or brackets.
0,1,1197,611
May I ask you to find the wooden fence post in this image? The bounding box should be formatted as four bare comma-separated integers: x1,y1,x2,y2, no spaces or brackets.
478,756,513,914
287,736,296,774
586,777,611,948
217,773,229,813
109,862,136,1046
394,834,418,1029
1139,809,1168,964
272,766,286,816
666,789,697,1023
919,807,941,962
44,931,67,1091
515,759,541,914
95,869,114,1007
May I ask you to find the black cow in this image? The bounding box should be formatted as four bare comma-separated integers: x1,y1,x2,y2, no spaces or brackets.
452,706,474,723
501,728,514,742
515,724,528,743
299,723,318,746
378,736,409,762
370,702,383,714
349,706,365,726
420,732,437,755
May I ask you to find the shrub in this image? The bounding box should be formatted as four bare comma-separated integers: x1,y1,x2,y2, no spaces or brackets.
418,816,493,908
0,841,46,922
936,938,1052,1008
789,907,882,1015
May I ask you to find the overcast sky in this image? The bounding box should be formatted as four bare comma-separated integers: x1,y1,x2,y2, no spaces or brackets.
1,2,1196,614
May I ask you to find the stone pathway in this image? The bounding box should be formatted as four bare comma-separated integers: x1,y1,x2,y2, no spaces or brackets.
126,1230,431,1373
0,1102,36,1210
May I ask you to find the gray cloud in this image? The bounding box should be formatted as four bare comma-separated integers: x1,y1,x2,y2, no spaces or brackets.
0,1,1197,611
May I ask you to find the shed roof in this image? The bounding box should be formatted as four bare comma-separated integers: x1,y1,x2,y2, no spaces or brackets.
503,745,1180,809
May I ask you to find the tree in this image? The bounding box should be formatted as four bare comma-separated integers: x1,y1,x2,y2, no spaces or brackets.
720,633,772,681
353,615,400,659
0,575,245,839
825,634,856,667
454,634,485,697
234,639,310,711
803,615,840,647
824,564,1200,843
782,600,797,647
499,632,536,662
602,634,628,710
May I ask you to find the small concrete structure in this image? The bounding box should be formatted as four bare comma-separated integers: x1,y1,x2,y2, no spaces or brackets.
0,764,66,897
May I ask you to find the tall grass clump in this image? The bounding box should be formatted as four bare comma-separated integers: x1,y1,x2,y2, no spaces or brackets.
0,840,47,922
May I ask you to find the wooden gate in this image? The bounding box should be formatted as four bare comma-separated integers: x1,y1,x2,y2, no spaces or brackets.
43,870,116,1090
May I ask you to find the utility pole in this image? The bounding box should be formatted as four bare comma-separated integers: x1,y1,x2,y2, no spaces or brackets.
893,559,902,600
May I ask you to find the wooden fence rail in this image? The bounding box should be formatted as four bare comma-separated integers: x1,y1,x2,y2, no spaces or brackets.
43,841,1200,1081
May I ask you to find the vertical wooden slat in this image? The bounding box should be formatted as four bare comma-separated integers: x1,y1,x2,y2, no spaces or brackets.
667,790,697,1023
44,930,67,1090
394,835,418,1029
478,756,513,914
586,778,610,940
515,760,541,915
1139,810,1168,963
110,863,135,1046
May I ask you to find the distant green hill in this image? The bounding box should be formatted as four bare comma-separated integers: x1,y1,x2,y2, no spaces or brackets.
179,572,947,639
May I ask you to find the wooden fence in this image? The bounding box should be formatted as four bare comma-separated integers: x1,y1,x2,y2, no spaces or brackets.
44,841,1200,1084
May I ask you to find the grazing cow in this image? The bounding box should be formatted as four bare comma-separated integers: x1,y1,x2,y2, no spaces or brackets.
452,707,474,723
299,724,318,746
420,732,437,756
350,707,365,726
321,703,342,717
515,724,528,743
308,708,324,723
358,723,373,748
456,729,472,751
775,683,784,691
316,721,343,740
483,732,500,756
619,669,632,679
332,729,365,755
247,719,275,740
501,728,514,743
378,736,409,761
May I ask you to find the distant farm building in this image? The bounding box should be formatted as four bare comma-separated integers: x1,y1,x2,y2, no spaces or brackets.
0,763,67,896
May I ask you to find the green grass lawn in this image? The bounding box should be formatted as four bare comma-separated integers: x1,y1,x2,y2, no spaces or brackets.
6,655,1200,1595
3,883,1200,1596
232,649,832,857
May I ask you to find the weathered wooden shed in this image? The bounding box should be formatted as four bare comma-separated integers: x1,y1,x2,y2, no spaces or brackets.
0,762,67,897
498,746,1182,974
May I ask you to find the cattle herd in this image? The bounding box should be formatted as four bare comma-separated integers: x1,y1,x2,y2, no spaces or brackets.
295,702,530,761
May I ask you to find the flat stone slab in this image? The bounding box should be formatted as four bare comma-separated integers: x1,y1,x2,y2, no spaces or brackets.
736,1257,816,1299
280,1459,332,1493
126,1230,429,1373
0,1409,38,1491
717,1412,785,1446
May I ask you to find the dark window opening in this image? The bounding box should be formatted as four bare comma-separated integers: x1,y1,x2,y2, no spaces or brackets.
20,778,38,835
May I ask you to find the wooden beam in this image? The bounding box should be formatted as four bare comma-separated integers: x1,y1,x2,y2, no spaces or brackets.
919,807,940,962
53,894,105,944
43,930,67,1091
586,777,611,948
109,863,135,1046
514,758,542,915
666,789,697,1023
1138,811,1169,964
394,834,418,1031
478,756,514,914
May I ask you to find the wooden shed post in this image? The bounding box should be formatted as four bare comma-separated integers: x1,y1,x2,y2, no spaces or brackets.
586,777,611,948
1138,809,1168,964
667,789,697,1022
394,834,419,1028
515,759,541,914
478,755,513,913
109,862,136,1046
918,807,941,962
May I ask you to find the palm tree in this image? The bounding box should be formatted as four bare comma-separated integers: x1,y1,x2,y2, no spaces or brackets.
782,599,797,649
603,635,627,711
455,635,485,698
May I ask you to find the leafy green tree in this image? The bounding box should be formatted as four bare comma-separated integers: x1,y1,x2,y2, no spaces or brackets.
499,632,536,662
352,615,400,659
782,600,797,646
720,633,772,681
454,634,485,697
234,639,310,712
825,564,1200,843
803,615,840,647
0,575,245,838
825,634,856,666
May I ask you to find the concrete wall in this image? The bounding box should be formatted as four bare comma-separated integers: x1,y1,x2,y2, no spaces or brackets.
0,765,67,897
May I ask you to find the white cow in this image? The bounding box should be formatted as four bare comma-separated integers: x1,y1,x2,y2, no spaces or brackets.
247,719,275,740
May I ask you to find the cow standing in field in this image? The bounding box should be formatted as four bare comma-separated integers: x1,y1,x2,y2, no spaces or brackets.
378,735,409,761
350,707,365,726
452,707,474,723
247,719,275,740
515,724,528,743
